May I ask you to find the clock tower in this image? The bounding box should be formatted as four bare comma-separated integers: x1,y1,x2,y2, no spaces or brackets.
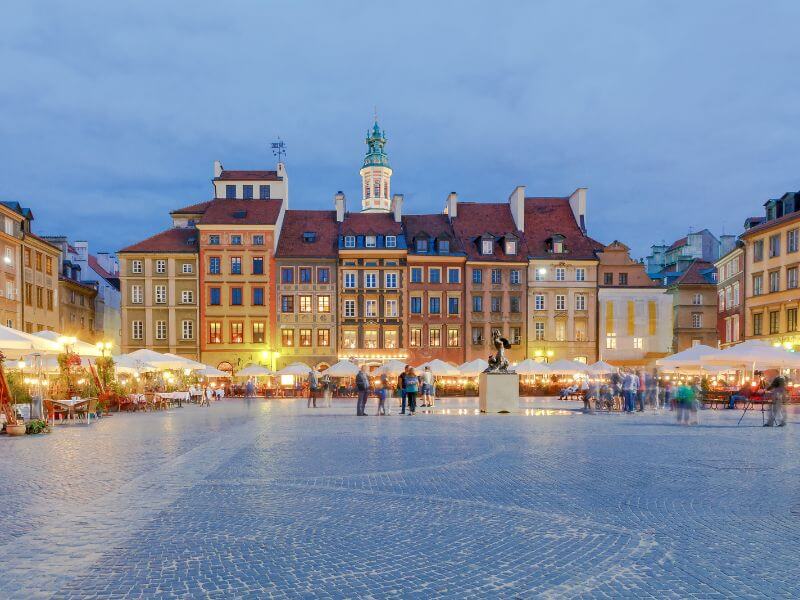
359,119,392,212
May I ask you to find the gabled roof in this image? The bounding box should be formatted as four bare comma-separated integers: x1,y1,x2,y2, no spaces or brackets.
741,209,800,238
671,259,716,286
275,210,338,259
522,197,601,260
170,200,213,215
214,170,281,181
0,201,33,220
402,214,463,254
339,212,403,237
452,202,528,261
198,199,282,226
119,228,198,253
668,236,688,251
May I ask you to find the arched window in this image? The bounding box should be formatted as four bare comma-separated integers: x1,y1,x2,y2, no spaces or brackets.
365,184,370,198
374,182,380,198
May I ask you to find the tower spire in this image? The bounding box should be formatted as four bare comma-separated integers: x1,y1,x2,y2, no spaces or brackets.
359,115,392,212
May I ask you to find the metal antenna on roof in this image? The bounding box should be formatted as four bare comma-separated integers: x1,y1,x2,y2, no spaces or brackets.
271,137,286,163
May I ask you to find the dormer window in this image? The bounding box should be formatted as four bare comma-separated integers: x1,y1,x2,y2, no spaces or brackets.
548,234,566,254
365,235,377,248
416,238,428,253
385,235,397,248
344,235,356,248
439,239,450,253
303,232,317,243
505,240,517,255
481,239,493,255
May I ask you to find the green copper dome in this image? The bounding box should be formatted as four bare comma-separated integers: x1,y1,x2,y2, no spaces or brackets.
362,120,390,168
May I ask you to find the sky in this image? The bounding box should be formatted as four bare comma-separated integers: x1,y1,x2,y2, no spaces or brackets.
2,0,799,259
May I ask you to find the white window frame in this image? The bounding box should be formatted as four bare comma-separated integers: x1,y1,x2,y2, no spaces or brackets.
555,267,565,281
131,285,143,304
343,271,356,289
385,298,398,317
154,285,167,304
481,240,493,255
155,259,166,274
344,235,356,249
343,299,356,318
385,272,398,288
182,263,193,274
534,322,545,341
181,290,194,304
505,240,516,255
132,320,143,340
182,320,193,340
365,299,378,317
576,268,586,282
534,294,545,310
555,295,566,310
155,320,167,340
575,294,586,311
364,271,378,289
385,235,396,248
510,269,520,285
365,235,377,248
132,260,143,274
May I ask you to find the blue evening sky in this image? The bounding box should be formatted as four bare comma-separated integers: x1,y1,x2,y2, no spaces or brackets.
2,1,799,259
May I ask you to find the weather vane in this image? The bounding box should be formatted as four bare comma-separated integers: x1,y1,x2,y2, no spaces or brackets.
271,137,286,163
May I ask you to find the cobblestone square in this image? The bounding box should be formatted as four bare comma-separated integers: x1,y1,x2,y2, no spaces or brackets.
0,398,798,598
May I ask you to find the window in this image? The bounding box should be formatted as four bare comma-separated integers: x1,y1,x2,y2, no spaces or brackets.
154,259,166,274
225,184,236,199
603,272,613,285
386,235,397,248
298,267,311,283
318,267,330,284
429,268,441,284
252,257,264,275
788,229,799,253
182,263,193,274
731,314,740,342
155,285,166,304
769,234,781,258
281,267,294,284
365,235,377,248
472,268,483,284
24,248,30,268
753,273,763,296
281,295,294,312
344,235,356,248
415,238,428,253
281,329,294,347
230,287,243,306
252,287,264,306
385,299,398,317
575,294,586,311
692,313,702,329
317,329,330,346
510,327,521,345
343,271,356,289
576,268,586,282
429,297,441,314
317,295,330,312
535,322,545,340
438,240,450,253
230,257,242,275
3,218,12,235
155,320,167,340
448,268,460,284
447,328,460,347
209,257,221,275
342,329,357,349
535,294,545,310
253,234,265,246
364,330,378,348
509,296,520,313
429,328,441,347
208,322,222,344
490,296,501,313
448,297,460,315
209,235,220,246
788,308,798,332
491,269,501,285
753,239,764,262
692,293,702,305
47,289,53,310
535,268,545,282
606,333,617,349
252,322,265,343
619,273,628,286
788,267,798,289
2,248,13,268
181,290,194,304
472,327,484,344
769,270,780,293
344,299,356,317
575,321,587,342
299,329,312,347
510,269,520,285
259,185,270,199
132,260,143,274
718,290,726,312
242,184,253,199
555,268,565,281
131,285,143,304
769,310,780,334
299,295,312,313
384,330,398,349
481,239,493,255
385,272,398,288
132,320,143,340
410,327,422,347
505,240,517,255
182,320,193,340
732,281,740,306
633,337,643,349
752,313,763,336
365,272,377,288
410,267,422,283
209,287,221,306
472,295,483,312
230,235,242,246
555,295,565,310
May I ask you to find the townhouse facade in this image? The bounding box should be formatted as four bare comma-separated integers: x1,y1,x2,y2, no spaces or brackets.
663,260,718,351
0,203,24,329
715,243,745,348
21,231,60,334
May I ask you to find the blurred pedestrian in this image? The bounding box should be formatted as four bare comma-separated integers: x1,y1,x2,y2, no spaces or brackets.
307,369,319,408
765,376,788,427
404,368,419,415
398,365,410,414
421,366,434,407
356,365,370,416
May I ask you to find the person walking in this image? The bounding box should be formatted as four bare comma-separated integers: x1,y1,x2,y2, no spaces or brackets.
245,378,255,398
377,373,390,416
307,369,319,408
765,376,788,427
621,370,637,413
421,366,434,407
404,368,419,415
398,365,410,414
321,374,332,408
635,370,646,412
355,365,370,416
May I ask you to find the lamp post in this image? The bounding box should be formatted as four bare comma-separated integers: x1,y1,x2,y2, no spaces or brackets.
95,340,112,357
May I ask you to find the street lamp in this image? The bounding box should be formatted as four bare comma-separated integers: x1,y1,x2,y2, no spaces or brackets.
95,340,112,357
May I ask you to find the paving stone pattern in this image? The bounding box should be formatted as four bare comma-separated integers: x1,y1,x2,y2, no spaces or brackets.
0,398,798,598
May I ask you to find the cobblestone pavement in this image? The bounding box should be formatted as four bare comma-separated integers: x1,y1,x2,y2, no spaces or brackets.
1,397,798,599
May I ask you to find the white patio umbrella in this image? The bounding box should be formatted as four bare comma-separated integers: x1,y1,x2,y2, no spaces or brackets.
276,362,315,376
700,340,800,370
417,359,460,377
323,360,361,377
513,358,552,375
374,359,407,376
548,359,589,375
197,365,228,378
458,358,489,376
32,330,102,357
237,364,273,377
122,349,190,370
586,360,617,375
162,353,206,370
20,353,93,374
112,354,157,374
0,324,61,356
656,344,718,370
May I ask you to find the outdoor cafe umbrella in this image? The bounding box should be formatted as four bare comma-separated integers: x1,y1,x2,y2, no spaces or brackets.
374,359,407,376
276,362,315,376
700,340,800,371
123,349,192,371
586,360,617,375
197,365,228,378
548,359,589,375
163,353,206,371
458,358,489,376
32,330,102,357
323,360,360,377
656,344,718,370
0,324,61,356
513,358,552,375
237,364,272,377
417,359,460,377
112,354,157,374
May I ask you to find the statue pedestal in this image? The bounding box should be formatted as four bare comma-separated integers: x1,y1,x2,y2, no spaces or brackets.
479,372,520,413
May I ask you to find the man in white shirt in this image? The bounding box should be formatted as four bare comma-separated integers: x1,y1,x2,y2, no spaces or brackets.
422,366,435,407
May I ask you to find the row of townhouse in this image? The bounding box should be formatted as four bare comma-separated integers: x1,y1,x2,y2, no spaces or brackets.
119,120,675,372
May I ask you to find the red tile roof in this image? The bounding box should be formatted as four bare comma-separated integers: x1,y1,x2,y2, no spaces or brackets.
199,199,282,226
215,170,281,181
451,202,528,261
402,214,464,253
674,260,716,286
275,210,338,259
668,236,688,251
339,212,403,236
740,210,800,238
88,255,115,280
522,197,601,260
119,228,198,253
170,200,212,215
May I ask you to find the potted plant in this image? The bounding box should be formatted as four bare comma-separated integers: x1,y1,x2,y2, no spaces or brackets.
0,352,26,436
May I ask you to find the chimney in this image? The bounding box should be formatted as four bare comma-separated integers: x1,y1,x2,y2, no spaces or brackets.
446,192,458,219
391,194,404,223
213,160,223,178
508,186,526,232
335,191,347,223
568,187,587,233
